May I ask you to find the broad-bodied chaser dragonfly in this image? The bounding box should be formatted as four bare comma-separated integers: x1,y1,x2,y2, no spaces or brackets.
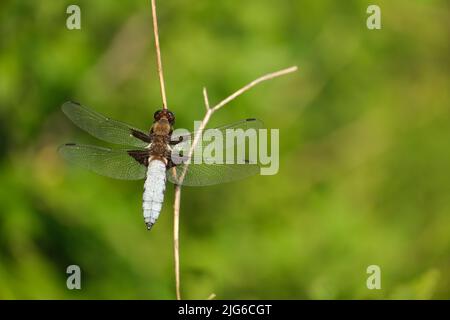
59,102,263,230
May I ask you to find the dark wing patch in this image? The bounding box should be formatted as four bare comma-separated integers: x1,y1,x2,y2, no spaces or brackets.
128,150,150,166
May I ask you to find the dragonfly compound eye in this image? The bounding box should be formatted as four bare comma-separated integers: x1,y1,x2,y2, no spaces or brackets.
153,109,163,120
167,111,175,124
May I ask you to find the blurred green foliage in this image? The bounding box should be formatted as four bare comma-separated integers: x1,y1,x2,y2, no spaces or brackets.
0,0,449,299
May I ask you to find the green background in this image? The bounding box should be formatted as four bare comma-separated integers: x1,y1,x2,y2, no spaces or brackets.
0,0,449,299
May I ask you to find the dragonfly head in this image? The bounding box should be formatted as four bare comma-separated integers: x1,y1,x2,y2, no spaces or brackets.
154,109,175,125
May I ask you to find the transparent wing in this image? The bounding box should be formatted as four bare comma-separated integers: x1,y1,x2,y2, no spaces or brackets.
168,119,263,186
58,144,148,180
62,101,150,148
167,159,260,186
171,118,264,153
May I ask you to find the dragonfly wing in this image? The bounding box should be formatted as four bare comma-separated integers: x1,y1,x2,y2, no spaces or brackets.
59,144,148,180
62,101,150,148
168,119,263,186
167,159,260,186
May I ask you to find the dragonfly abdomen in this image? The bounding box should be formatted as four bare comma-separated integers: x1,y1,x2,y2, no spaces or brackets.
143,158,167,230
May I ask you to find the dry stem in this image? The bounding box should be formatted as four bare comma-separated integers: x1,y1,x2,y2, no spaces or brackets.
212,66,298,112
173,184,181,300
151,0,168,110
177,66,298,183
172,66,297,299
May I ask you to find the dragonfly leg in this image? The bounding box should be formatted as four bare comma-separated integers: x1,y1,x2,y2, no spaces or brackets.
166,148,189,169
131,129,152,143
169,135,183,145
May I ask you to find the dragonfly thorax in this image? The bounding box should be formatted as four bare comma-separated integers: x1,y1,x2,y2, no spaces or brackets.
151,118,172,136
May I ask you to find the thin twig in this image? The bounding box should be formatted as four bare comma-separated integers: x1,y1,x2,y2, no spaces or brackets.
172,66,296,298
207,293,217,300
177,66,298,184
151,0,297,302
203,87,210,111
151,0,168,110
212,66,298,112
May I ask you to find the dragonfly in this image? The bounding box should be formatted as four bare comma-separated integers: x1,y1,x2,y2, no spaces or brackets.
59,101,263,230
